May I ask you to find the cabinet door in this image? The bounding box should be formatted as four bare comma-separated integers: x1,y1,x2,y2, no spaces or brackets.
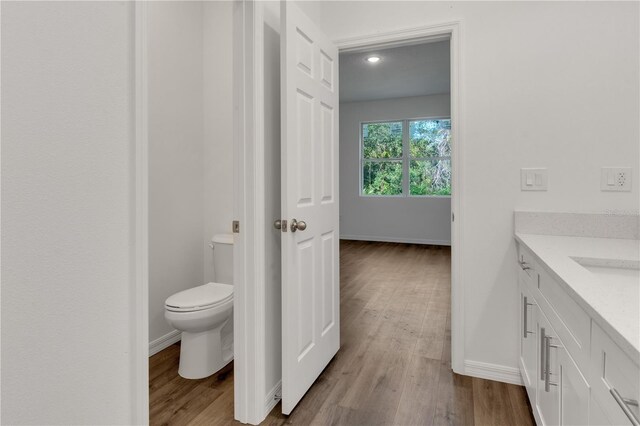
589,394,615,425
558,345,590,425
520,282,538,404
590,322,639,425
537,312,560,426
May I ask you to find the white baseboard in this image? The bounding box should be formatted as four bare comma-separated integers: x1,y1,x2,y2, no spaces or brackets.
149,330,181,356
263,381,282,419
464,360,523,386
340,234,451,246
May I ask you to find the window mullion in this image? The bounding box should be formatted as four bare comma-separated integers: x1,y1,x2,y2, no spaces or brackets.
363,158,403,162
402,120,409,196
360,123,363,195
412,156,451,162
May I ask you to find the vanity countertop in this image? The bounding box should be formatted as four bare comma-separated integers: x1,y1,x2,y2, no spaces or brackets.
515,233,640,363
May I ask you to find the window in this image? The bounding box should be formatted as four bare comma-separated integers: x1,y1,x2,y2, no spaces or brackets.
361,118,451,196
362,121,403,195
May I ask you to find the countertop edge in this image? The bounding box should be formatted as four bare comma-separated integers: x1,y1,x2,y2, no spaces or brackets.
514,232,640,366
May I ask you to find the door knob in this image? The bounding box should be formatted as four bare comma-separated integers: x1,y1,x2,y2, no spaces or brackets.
290,219,307,232
274,220,282,230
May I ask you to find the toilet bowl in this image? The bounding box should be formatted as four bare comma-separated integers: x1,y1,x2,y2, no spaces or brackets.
164,234,234,379
165,283,233,379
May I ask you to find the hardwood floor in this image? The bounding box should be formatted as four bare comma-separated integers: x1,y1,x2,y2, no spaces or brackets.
150,241,535,426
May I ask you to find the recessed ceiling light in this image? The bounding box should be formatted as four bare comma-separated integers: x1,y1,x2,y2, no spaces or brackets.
366,56,381,63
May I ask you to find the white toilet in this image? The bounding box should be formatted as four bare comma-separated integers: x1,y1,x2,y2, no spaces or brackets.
164,234,234,379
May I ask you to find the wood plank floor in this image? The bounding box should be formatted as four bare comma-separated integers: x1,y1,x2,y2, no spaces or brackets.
150,241,535,426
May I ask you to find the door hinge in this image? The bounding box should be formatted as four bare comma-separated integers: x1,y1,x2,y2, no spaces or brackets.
232,220,240,233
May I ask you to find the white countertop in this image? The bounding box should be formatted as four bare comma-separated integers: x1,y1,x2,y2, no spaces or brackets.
515,233,640,362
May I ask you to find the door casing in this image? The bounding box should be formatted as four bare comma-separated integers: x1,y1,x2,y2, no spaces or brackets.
334,21,464,377
232,6,465,423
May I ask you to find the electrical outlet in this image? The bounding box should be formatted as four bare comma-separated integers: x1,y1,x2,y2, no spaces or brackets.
601,167,632,192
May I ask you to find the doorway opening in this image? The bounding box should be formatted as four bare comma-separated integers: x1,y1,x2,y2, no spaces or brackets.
258,37,458,424
143,1,237,424
333,26,465,384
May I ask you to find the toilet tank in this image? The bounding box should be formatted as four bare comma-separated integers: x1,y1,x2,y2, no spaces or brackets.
212,234,234,285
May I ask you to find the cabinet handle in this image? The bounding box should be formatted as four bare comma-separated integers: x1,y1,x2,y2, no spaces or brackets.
544,335,559,392
523,296,534,338
625,399,640,407
540,327,546,380
519,260,531,271
611,388,640,426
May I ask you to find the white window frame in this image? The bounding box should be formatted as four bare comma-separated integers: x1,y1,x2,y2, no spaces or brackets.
359,116,452,198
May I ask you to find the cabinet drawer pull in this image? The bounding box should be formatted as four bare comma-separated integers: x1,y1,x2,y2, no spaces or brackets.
610,388,640,426
544,335,559,392
523,296,534,338
540,327,546,380
625,398,640,407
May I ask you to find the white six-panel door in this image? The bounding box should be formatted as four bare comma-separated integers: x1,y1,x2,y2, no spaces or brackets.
280,1,340,415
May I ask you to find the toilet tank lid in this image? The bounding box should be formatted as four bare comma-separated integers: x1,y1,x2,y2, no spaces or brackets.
212,233,234,245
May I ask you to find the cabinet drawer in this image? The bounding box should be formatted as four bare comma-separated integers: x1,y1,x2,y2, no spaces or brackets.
517,243,538,288
590,322,640,426
537,267,591,373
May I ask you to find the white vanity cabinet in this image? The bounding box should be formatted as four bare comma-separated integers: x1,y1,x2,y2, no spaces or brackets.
517,240,638,426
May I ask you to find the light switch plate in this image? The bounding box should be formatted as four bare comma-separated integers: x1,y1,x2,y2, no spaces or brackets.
601,167,631,192
521,168,548,191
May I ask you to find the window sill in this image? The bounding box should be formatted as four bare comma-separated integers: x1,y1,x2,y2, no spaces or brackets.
358,194,452,199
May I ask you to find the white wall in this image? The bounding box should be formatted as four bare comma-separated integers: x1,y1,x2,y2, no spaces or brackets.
306,1,640,377
340,94,451,244
1,2,138,423
203,1,234,282
148,1,205,344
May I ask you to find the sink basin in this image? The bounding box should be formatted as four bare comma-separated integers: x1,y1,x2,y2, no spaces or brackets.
571,257,640,287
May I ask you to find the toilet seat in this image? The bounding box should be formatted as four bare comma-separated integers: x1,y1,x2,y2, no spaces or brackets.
165,282,233,313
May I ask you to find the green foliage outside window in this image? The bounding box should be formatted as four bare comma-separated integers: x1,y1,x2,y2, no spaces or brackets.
362,122,403,158
363,161,403,195
361,122,404,195
361,119,451,196
409,119,451,196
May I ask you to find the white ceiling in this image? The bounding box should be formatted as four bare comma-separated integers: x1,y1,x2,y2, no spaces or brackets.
339,40,451,103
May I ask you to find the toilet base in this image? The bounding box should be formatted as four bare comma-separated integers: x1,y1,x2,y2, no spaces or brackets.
178,320,233,379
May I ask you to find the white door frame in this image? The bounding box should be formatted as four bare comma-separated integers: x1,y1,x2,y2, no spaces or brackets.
333,21,465,375
233,0,275,424
134,1,150,424
132,1,271,424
